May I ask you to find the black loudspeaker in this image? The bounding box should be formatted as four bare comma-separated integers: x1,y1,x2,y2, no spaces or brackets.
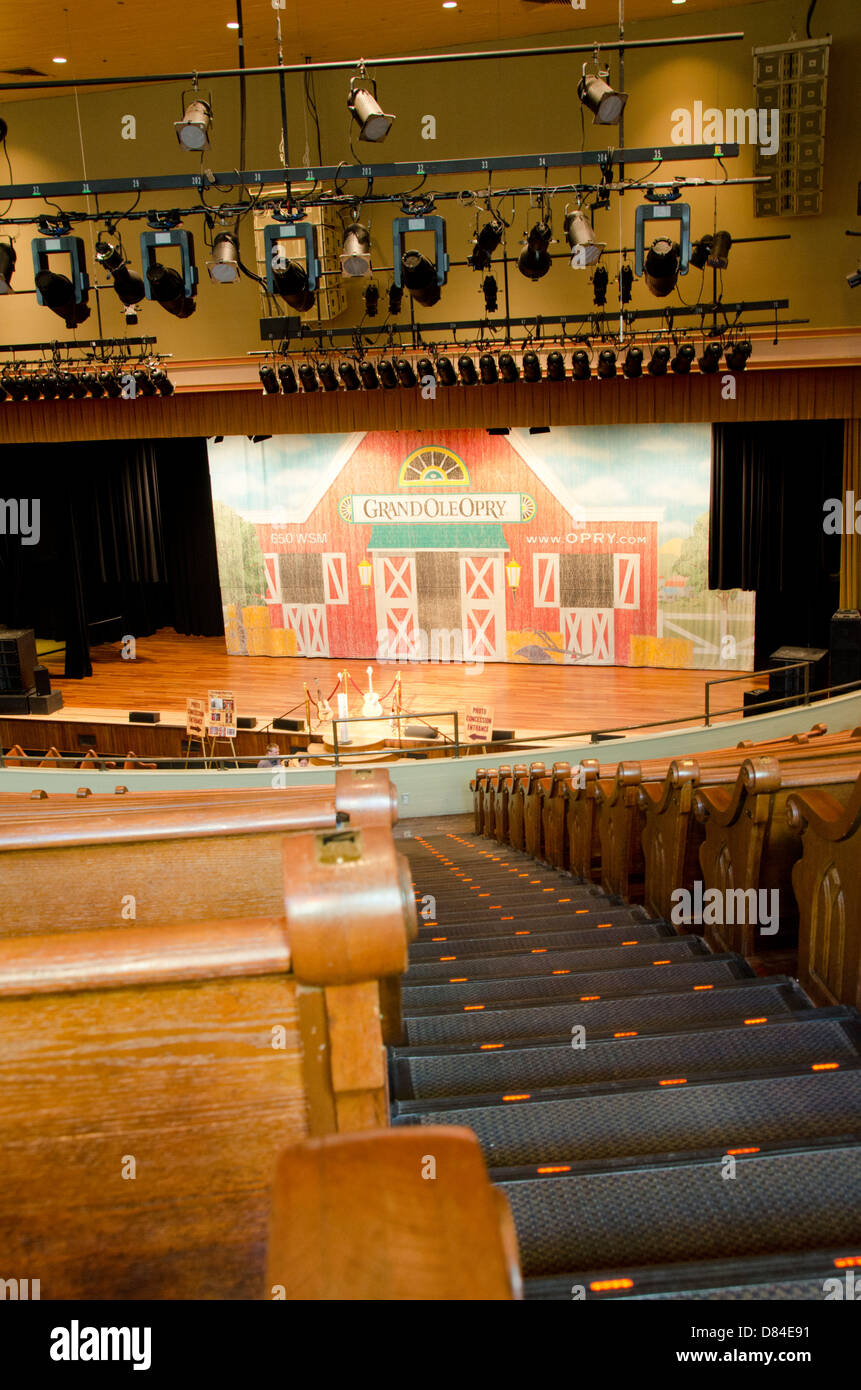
129,711,161,723
273,717,305,731
743,688,774,716
33,664,52,696
237,716,256,729
28,692,64,714
830,609,861,689
491,728,515,741
0,628,37,694
768,645,829,707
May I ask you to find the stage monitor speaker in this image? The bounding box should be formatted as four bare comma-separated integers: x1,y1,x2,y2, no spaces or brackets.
491,728,515,742
237,716,256,729
0,693,31,714
33,664,52,696
0,628,37,694
129,711,161,723
28,692,64,714
768,645,828,707
830,609,861,689
273,718,305,731
743,688,774,716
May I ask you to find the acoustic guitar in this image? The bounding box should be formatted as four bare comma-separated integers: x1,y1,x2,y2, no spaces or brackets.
362,665,383,718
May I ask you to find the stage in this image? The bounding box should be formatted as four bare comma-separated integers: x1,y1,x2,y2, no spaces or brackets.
0,629,754,766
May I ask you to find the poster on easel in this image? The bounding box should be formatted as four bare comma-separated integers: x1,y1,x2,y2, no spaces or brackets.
186,697,207,738
464,703,494,743
207,689,237,739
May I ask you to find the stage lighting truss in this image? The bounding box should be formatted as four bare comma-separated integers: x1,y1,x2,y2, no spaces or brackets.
247,337,754,396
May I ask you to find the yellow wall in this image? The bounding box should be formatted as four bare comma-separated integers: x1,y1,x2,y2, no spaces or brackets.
1,0,858,362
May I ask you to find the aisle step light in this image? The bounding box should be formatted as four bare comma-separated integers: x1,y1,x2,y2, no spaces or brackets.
31,235,90,327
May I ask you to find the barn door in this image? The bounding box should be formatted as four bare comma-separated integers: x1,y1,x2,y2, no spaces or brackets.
284,602,330,656
373,555,419,659
460,555,506,662
560,607,614,665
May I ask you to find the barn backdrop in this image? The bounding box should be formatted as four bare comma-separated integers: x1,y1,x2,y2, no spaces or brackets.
206,425,755,670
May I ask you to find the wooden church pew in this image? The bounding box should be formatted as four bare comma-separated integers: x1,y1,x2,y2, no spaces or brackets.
522,761,549,859
482,768,501,838
469,767,488,834
266,1126,521,1301
0,823,417,1300
0,769,399,938
788,771,861,1012
492,764,517,845
506,764,530,852
539,762,572,870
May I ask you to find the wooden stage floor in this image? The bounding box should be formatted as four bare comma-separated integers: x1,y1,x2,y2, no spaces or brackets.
41,629,749,740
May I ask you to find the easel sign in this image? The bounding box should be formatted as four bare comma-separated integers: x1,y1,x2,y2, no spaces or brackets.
464,703,494,743
207,690,237,739
186,698,207,738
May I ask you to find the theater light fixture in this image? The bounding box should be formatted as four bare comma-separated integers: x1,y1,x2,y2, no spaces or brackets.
265,222,319,313
671,343,696,374
272,257,315,312
378,359,398,389
648,344,671,376
0,238,16,293
396,358,418,388
298,363,319,392
348,68,394,143
689,235,712,271
359,362,380,390
387,283,403,315
339,361,361,390
725,340,752,371
99,371,122,398
469,219,504,271
698,341,722,374
565,210,604,268
499,353,520,382
623,347,643,378
150,369,174,397
95,235,145,308
592,265,608,306
517,222,552,281
133,370,157,397
458,354,478,385
402,251,441,307
260,366,279,394
436,356,457,386
278,363,298,393
707,230,732,269
571,349,591,380
140,228,198,318
577,65,628,125
482,275,498,312
175,96,213,152
522,351,542,383
620,264,633,304
207,231,241,283
416,357,435,386
597,348,617,378
341,222,373,277
31,235,90,327
318,363,339,392
546,350,566,381
480,353,499,384
643,238,680,298
393,216,449,308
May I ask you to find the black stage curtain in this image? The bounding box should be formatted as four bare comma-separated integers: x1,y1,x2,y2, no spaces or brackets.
0,437,222,678
709,421,844,669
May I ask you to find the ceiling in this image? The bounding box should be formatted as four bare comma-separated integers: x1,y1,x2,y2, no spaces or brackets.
0,0,758,100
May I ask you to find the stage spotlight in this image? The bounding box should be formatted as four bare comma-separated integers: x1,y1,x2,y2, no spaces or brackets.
387,283,403,315
546,351,566,381
517,222,552,281
55,372,75,399
565,211,604,268
99,371,122,398
725,340,752,372
522,351,542,383
175,97,212,152
572,350,591,380
21,375,42,401
401,251,441,308
207,232,241,284
707,230,732,269
479,353,498,385
416,357,435,386
318,363,339,392
341,222,372,277
363,282,380,316
378,359,398,389
648,345,671,376
597,349,617,379
39,373,59,400
396,358,418,388
339,362,361,391
0,380,7,402
4,376,28,401
620,264,633,304
259,366,279,394
277,364,297,394
69,374,88,399
348,70,394,143
643,238,680,298
436,356,457,386
359,362,380,390
623,347,643,379
271,258,315,313
499,353,519,382
469,219,504,271
81,373,105,398
150,369,174,397
671,343,696,374
133,371,156,397
577,66,628,125
698,341,722,374
689,235,712,270
458,354,478,386
0,239,17,293
592,265,608,306
298,363,319,392
95,236,145,308
482,275,498,312
35,268,91,327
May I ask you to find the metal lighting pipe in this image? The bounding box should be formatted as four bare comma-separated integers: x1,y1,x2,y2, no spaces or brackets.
0,33,746,92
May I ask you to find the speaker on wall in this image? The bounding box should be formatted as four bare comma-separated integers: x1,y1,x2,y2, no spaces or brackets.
830,609,861,689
